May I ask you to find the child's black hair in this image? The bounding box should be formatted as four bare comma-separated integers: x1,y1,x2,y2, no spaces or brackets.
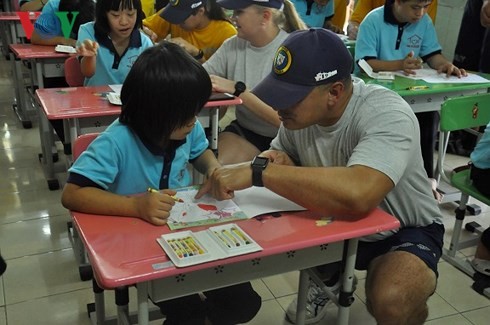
120,41,212,147
94,0,145,35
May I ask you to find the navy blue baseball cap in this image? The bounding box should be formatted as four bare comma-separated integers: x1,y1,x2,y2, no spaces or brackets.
161,0,207,24
217,0,284,10
253,28,353,110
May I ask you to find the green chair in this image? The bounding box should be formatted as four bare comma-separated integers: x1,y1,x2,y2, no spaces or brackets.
437,93,490,277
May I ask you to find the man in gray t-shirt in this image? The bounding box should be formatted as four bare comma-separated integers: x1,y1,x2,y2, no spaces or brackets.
197,28,444,325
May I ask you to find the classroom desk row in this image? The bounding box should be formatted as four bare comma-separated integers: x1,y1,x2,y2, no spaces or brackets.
72,207,400,325
35,85,242,190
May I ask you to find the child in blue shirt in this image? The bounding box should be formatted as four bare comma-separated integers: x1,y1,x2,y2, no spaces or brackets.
61,41,261,325
355,0,467,178
291,0,340,31
31,0,94,46
76,0,153,86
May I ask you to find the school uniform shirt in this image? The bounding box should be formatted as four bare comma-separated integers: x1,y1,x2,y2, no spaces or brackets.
270,78,444,241
77,22,153,86
291,0,334,28
67,119,209,195
471,122,490,169
350,0,438,25
143,11,236,60
33,0,62,38
355,3,441,64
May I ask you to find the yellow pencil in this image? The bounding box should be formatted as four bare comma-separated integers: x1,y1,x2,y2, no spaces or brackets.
147,188,183,203
231,227,250,244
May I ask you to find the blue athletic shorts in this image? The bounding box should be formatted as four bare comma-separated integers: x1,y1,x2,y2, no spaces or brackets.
356,222,445,277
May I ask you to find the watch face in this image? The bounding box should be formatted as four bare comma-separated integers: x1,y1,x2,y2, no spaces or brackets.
252,156,269,167
235,81,246,92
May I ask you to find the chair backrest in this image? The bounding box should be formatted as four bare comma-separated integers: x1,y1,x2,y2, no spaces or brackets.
73,133,99,160
437,93,490,183
64,56,85,87
440,93,490,132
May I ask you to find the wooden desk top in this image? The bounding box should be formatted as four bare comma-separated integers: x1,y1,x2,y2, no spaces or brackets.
9,43,70,59
36,85,243,120
72,208,399,289
0,11,40,20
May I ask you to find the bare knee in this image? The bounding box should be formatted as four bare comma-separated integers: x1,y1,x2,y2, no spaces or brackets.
365,251,436,325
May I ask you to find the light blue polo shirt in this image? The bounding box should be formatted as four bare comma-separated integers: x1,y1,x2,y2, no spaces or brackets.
77,22,153,86
68,119,209,195
471,123,490,169
33,0,62,38
355,5,441,63
291,0,334,28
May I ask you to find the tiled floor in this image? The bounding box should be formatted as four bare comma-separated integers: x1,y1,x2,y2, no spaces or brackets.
0,54,489,325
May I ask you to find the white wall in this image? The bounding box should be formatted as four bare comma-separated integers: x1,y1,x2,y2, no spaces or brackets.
434,0,467,62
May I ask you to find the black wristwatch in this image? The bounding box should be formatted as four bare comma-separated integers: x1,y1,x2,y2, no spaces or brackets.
193,49,204,60
251,156,269,187
233,81,246,97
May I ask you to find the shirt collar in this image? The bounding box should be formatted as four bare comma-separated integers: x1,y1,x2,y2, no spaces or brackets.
141,138,186,157
94,27,143,51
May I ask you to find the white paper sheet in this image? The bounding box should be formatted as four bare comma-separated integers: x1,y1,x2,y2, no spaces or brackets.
394,69,490,83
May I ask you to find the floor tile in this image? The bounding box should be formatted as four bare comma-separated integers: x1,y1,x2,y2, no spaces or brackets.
424,314,473,325
261,271,299,298
2,249,91,305
461,305,490,325
0,214,71,259
436,262,490,312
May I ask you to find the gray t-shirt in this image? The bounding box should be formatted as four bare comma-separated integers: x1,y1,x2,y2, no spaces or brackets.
203,30,289,138
271,78,443,241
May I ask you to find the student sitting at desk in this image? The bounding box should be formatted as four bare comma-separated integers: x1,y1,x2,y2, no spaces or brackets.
142,0,236,62
76,0,153,86
203,0,306,164
347,0,438,40
290,0,343,33
198,28,445,325
354,0,466,179
31,0,95,47
61,42,261,325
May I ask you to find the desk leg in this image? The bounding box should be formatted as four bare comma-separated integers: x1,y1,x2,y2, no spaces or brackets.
10,52,32,128
115,287,131,325
137,282,150,325
336,239,358,325
35,61,60,190
210,107,219,157
296,270,310,325
92,278,106,324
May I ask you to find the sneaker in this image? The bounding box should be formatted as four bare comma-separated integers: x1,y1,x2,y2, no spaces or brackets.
471,258,490,276
286,279,341,324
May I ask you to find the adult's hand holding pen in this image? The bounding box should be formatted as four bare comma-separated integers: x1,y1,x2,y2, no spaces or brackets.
136,189,177,226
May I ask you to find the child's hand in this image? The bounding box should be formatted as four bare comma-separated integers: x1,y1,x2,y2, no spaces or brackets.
402,51,423,75
142,26,158,43
77,40,98,57
136,189,177,226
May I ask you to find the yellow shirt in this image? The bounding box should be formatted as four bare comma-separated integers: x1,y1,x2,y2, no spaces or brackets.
330,0,348,29
143,10,237,60
141,0,155,18
350,0,438,24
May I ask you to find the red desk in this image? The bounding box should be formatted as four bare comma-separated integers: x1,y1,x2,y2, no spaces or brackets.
35,85,242,190
72,209,400,325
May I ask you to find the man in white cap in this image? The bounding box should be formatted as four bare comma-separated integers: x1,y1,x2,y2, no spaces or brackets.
197,28,444,325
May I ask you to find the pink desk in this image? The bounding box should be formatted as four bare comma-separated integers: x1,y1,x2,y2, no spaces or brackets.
0,11,40,47
72,209,400,325
10,44,71,189
35,85,242,190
